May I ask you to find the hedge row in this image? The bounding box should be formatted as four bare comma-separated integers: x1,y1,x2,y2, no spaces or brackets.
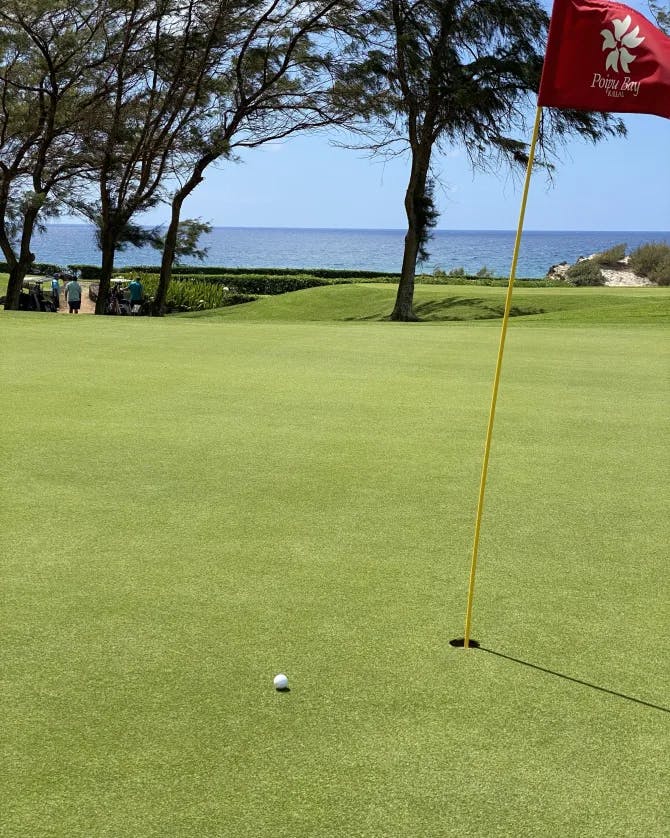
138,272,353,295
0,261,561,286
377,274,562,287
66,264,401,280
172,265,401,279
0,261,62,275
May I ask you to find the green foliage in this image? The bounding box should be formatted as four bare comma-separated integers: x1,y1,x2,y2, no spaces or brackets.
416,178,439,261
199,274,350,295
65,264,401,280
650,257,670,286
628,242,670,284
593,243,627,266
565,259,605,286
416,275,561,287
650,1,670,33
67,264,102,279
448,267,466,277
73,211,163,253
139,274,254,311
0,1,127,310
0,261,61,275
476,266,495,278
152,218,212,264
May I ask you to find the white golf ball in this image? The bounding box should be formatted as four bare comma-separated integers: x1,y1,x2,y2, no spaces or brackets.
273,673,289,691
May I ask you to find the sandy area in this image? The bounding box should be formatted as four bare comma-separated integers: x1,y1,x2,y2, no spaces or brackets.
56,282,96,314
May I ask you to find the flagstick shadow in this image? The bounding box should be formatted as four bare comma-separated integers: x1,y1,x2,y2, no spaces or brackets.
476,646,670,714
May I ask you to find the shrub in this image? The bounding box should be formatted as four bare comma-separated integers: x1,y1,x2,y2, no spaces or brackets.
448,266,465,276
628,242,670,279
68,264,102,279
65,264,402,280
139,275,255,311
565,259,605,286
593,243,627,266
31,262,61,275
649,255,670,286
416,275,561,287
167,273,354,295
476,265,495,278
212,274,338,295
0,261,61,275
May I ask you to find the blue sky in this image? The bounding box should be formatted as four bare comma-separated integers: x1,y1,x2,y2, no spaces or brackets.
137,1,670,233
141,113,668,232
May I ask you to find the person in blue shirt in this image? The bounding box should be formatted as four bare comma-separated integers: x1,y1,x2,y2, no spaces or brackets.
128,277,144,306
51,275,60,308
65,277,82,313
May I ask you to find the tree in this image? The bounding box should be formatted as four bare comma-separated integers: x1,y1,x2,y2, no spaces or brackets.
0,0,111,310
344,0,626,321
72,0,231,315
151,218,211,264
150,0,356,315
649,1,669,33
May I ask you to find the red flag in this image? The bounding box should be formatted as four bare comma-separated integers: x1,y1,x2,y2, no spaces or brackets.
538,0,670,118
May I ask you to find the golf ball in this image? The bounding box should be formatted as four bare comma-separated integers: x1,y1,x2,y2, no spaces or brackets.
273,673,289,691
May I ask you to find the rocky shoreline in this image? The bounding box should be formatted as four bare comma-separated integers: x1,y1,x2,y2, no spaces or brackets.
547,254,655,286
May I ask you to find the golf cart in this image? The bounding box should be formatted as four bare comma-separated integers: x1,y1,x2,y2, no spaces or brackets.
88,277,131,315
15,276,57,312
108,278,132,315
89,276,148,315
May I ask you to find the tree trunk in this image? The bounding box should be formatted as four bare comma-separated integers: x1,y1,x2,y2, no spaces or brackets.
152,159,211,316
95,229,117,315
0,222,21,309
4,263,27,310
153,194,185,316
391,227,421,321
2,209,39,310
390,149,430,322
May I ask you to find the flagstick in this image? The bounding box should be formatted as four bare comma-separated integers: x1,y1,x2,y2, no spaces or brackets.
462,105,543,649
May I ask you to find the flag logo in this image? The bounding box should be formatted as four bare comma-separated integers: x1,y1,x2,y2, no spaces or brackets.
600,15,645,72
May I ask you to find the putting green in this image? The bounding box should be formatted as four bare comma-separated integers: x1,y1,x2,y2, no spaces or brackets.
1,295,668,837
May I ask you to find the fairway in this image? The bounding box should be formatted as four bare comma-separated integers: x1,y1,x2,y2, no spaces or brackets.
1,290,668,837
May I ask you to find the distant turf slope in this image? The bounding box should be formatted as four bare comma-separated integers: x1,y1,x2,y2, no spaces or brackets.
181,283,670,325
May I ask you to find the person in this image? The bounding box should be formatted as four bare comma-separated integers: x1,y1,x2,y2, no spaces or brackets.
51,275,60,309
65,276,82,314
128,277,144,308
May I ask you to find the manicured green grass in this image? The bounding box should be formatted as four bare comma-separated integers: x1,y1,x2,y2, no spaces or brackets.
1,299,668,837
185,281,670,325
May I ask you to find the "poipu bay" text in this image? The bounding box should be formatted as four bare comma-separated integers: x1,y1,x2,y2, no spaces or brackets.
591,73,641,97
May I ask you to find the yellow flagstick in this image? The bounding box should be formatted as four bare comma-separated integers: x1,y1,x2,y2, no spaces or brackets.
463,105,543,649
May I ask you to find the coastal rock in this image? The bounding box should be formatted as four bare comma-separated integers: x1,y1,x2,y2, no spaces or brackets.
547,261,570,278
547,253,654,286
600,267,654,287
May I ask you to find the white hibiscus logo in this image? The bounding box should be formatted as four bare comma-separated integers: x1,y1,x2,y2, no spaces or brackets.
601,15,645,73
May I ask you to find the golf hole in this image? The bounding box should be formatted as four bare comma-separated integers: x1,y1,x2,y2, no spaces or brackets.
449,638,480,648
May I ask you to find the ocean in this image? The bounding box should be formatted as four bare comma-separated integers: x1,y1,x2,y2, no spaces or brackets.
28,225,670,278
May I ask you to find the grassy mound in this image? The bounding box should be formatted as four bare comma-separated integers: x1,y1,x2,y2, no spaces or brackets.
183,281,670,325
